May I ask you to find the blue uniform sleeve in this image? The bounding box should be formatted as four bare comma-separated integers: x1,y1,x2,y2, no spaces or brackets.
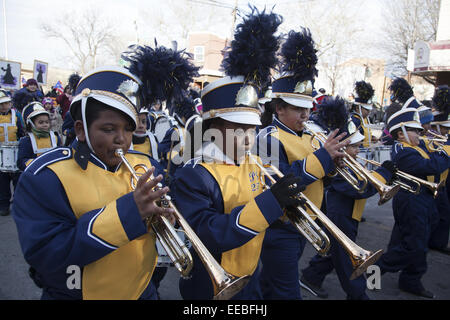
171,164,283,255
12,167,148,275
392,142,449,177
17,136,35,171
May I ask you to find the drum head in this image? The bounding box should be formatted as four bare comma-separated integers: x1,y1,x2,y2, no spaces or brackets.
154,115,172,143
0,145,19,172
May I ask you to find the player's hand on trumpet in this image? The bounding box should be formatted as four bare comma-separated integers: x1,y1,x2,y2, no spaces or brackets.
323,129,350,161
133,167,176,224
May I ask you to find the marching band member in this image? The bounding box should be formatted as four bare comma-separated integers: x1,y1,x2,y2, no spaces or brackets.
351,80,377,148
171,7,304,300
375,108,449,299
388,77,422,109
0,89,24,216
11,37,199,299
257,28,349,300
17,102,61,171
428,85,450,255
300,97,397,300
131,107,159,161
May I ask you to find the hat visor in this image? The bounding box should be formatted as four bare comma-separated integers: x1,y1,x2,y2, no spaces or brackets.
348,131,365,145
217,111,261,126
72,93,137,129
355,102,372,110
389,121,423,133
432,120,450,128
279,96,313,109
0,97,11,104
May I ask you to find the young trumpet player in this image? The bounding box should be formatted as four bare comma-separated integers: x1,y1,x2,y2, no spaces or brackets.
375,108,450,299
171,8,306,300
256,29,349,300
300,98,397,300
11,40,199,299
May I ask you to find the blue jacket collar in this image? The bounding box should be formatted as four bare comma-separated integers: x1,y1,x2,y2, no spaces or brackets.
273,116,303,137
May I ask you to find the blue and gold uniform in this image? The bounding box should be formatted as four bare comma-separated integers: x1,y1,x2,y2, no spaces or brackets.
301,114,395,300
257,117,333,299
376,108,449,298
11,46,198,299
17,102,61,171
13,144,163,299
173,143,286,299
172,8,285,299
256,28,337,300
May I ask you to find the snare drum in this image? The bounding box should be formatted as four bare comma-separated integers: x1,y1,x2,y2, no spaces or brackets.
0,143,19,172
155,230,192,268
154,114,175,143
377,146,392,163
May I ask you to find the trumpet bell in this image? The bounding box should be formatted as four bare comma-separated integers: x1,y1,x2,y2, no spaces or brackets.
377,184,401,205
349,249,383,280
214,275,251,300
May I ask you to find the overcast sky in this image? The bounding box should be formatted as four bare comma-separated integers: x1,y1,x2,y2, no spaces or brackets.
0,0,384,71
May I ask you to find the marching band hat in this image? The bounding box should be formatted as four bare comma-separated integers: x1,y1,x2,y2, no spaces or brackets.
0,89,12,104
417,105,434,125
271,28,318,109
387,108,423,134
70,65,143,130
201,6,282,126
354,81,374,111
22,101,49,126
346,120,366,145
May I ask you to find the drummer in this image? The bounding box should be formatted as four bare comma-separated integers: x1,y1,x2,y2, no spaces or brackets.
0,89,25,216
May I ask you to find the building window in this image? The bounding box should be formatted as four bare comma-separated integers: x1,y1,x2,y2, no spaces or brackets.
194,46,205,62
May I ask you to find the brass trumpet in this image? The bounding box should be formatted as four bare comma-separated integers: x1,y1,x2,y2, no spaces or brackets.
356,155,444,198
115,148,250,300
426,130,447,152
247,152,382,280
303,122,400,205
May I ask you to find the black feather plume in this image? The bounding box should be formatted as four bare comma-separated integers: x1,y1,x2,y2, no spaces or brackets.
221,5,283,90
174,93,196,120
354,81,374,103
68,73,81,94
314,96,349,132
432,85,450,117
388,77,413,103
279,28,318,83
122,41,200,109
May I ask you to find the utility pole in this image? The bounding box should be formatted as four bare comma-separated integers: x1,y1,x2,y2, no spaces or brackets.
2,0,8,59
225,0,238,47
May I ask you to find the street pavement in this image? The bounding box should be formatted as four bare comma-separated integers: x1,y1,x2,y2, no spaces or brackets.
1,196,449,300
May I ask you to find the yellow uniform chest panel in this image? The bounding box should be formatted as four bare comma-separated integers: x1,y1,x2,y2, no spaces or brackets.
200,161,265,277
134,139,152,157
0,113,17,142
48,154,157,300
273,128,324,212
